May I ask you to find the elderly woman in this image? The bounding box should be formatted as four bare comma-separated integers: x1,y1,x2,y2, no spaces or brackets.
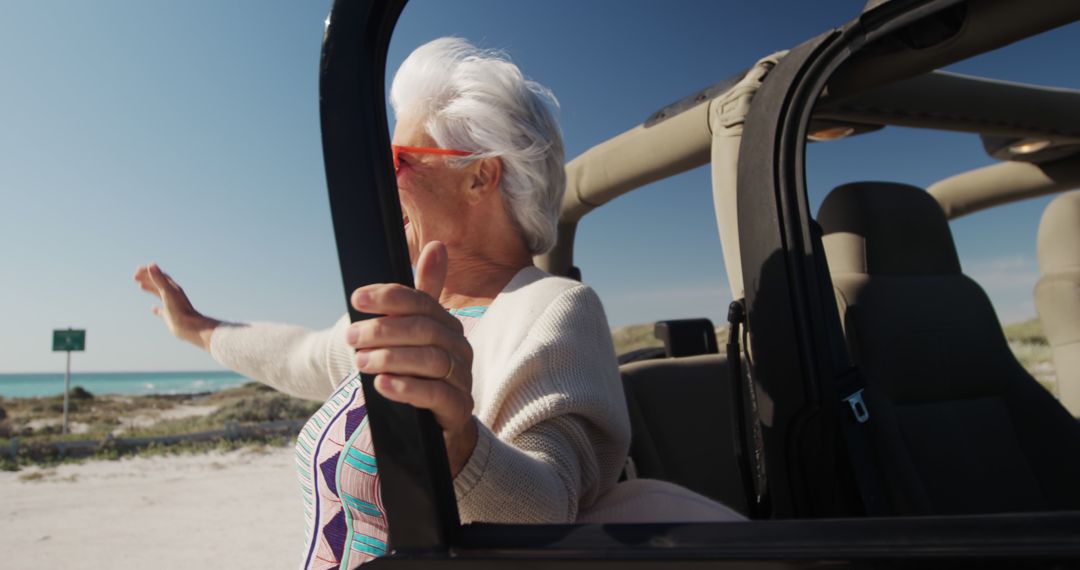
135,38,632,566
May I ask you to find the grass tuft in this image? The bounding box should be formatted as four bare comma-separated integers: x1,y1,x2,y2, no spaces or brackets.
1003,318,1049,346
210,394,321,424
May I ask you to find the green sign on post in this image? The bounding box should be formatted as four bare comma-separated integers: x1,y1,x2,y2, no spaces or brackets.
52,328,85,435
53,329,86,352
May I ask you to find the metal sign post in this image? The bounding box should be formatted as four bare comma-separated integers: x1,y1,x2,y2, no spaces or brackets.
52,329,85,435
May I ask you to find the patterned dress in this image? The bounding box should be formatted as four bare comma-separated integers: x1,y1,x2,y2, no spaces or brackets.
294,307,487,569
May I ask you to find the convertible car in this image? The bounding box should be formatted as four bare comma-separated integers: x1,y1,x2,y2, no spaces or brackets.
319,0,1080,566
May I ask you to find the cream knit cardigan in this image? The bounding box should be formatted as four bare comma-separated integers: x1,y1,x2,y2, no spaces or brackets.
209,266,631,524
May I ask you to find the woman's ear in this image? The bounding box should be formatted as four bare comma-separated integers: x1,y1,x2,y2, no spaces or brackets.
470,156,502,197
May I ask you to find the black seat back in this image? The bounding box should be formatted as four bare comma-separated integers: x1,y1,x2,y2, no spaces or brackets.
654,318,719,357
819,182,1080,515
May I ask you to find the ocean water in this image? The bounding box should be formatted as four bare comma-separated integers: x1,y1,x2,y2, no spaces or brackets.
0,371,250,398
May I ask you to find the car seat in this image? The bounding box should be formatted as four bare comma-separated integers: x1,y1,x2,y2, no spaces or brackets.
817,181,1080,515
620,354,748,515
618,318,750,515
1035,191,1080,417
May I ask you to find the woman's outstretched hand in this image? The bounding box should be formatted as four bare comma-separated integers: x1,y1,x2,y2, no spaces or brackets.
344,241,479,477
134,263,221,351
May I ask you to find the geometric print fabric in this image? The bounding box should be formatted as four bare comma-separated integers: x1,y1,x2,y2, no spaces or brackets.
295,307,486,569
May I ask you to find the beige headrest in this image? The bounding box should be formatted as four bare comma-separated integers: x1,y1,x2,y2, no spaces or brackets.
1037,191,1080,273
818,182,961,276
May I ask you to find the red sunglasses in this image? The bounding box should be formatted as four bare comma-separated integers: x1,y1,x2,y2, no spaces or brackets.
391,144,474,171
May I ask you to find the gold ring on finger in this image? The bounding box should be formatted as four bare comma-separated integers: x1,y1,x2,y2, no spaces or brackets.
441,350,455,380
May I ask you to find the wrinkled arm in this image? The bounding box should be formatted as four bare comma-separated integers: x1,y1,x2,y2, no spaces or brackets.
209,314,354,402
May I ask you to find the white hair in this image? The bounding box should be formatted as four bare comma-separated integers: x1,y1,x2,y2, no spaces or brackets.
390,37,566,255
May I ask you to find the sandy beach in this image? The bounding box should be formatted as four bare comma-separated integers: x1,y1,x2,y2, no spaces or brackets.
0,445,303,570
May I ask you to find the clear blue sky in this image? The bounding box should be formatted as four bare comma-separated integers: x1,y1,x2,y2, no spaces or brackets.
2,1,1077,372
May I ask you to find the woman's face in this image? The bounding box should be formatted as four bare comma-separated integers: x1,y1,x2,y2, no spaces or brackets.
392,111,475,263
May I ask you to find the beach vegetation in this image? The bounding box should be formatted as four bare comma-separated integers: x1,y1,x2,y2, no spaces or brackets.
68,386,95,400
210,393,322,424
0,318,1059,472
1003,318,1048,346
0,382,314,470
47,399,75,414
17,469,49,482
612,323,732,356
1003,318,1057,395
